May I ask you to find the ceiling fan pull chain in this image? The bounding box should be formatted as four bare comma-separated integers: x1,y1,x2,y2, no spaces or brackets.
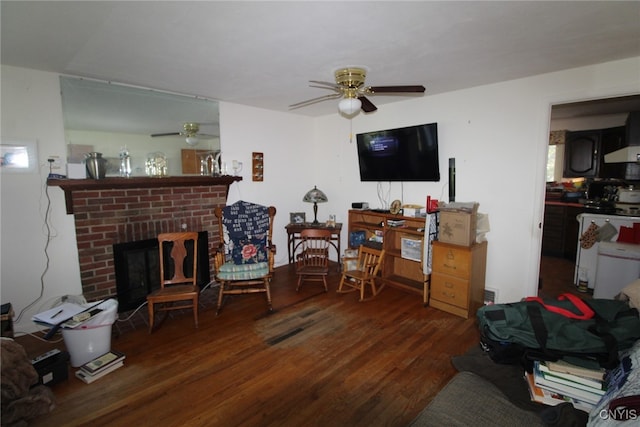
349,117,354,143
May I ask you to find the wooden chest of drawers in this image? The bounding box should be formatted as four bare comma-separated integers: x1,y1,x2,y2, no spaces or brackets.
430,240,487,318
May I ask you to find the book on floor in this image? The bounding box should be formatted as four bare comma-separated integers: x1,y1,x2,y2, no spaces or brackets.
532,362,603,405
75,361,123,384
524,372,593,413
544,359,605,381
536,361,605,392
80,350,125,375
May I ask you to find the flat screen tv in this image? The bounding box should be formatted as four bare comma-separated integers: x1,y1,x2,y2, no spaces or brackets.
356,122,440,182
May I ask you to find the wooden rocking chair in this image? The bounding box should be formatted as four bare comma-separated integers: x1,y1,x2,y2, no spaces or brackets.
337,245,385,301
213,201,276,315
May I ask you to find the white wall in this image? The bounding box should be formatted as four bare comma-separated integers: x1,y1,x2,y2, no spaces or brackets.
219,102,315,267
2,57,639,334
1,66,82,333
312,57,640,304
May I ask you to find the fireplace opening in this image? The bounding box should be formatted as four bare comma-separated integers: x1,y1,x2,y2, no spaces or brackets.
113,231,211,312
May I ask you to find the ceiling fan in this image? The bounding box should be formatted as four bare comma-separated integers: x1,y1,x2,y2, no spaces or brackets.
289,67,425,116
151,122,216,146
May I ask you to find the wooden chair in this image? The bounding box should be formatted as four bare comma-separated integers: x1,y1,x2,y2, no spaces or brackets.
295,228,332,292
147,232,199,333
337,245,385,301
213,201,276,315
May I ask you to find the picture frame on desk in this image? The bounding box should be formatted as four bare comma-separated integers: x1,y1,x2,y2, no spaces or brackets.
290,212,306,224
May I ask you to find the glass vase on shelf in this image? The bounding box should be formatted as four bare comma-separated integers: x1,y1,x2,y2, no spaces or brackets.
145,152,167,177
119,146,131,177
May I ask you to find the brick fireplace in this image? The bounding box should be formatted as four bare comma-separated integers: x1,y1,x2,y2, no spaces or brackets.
48,176,240,305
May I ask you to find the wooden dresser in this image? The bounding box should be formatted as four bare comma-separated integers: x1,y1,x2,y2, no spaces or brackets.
430,240,488,318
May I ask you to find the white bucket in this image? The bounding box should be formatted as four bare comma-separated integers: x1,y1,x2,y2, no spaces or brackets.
61,299,118,367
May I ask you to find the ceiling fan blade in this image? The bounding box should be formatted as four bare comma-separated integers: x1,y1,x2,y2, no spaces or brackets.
359,96,377,113
151,132,181,137
309,80,340,89
368,85,426,93
289,93,342,109
196,133,217,139
308,85,341,94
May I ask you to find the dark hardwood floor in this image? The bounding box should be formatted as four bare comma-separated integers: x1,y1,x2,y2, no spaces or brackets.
19,264,481,427
538,255,591,300
16,257,580,426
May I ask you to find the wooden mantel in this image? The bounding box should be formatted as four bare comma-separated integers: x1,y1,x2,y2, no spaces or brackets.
47,175,242,214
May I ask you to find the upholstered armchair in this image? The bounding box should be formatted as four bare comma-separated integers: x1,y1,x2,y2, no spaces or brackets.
213,201,276,315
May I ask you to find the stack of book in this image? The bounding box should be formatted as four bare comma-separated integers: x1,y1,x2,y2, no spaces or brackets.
525,359,607,412
75,350,125,384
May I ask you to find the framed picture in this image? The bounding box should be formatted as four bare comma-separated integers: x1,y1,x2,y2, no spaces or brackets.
104,157,121,176
0,140,38,173
290,212,306,224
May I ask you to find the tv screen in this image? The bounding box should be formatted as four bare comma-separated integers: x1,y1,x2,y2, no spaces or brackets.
356,122,440,182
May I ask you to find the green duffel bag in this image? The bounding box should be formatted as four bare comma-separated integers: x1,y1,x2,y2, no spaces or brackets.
477,293,640,369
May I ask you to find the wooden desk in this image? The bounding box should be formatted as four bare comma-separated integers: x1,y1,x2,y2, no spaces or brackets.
285,223,342,264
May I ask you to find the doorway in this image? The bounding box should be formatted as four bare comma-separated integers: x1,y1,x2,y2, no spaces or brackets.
539,94,640,298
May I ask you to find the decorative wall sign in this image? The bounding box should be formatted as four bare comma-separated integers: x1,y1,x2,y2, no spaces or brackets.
252,152,264,181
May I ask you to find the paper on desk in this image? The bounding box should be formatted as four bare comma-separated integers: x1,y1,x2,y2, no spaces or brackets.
32,302,86,325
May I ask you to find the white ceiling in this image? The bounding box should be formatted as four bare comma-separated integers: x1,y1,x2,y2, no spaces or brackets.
2,1,640,122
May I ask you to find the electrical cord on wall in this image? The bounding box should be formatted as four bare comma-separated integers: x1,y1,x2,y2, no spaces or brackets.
15,160,55,323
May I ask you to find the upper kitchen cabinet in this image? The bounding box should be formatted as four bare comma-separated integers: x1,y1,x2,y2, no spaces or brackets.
564,130,600,178
563,125,633,179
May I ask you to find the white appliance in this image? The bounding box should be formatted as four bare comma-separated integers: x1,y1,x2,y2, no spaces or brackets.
574,213,640,290
593,242,640,299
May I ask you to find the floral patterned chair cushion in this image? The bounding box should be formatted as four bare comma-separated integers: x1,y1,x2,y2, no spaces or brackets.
230,236,268,265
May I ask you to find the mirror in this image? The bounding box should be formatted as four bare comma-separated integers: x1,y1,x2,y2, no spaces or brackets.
60,76,220,176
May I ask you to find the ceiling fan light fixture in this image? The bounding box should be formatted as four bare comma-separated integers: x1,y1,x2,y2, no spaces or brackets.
338,98,361,116
185,136,199,146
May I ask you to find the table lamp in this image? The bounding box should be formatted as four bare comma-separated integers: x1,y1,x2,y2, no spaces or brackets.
303,186,328,224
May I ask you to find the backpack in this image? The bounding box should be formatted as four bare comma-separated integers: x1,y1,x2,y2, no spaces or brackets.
477,293,640,369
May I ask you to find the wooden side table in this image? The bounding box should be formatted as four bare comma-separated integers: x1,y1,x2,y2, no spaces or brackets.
286,223,342,265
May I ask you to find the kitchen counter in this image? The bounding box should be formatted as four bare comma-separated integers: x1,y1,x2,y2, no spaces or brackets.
545,200,584,208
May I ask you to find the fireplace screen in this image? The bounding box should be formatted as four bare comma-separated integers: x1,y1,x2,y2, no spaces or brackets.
113,231,210,312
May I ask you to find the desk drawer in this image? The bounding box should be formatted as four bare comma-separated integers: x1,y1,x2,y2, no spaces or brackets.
432,244,471,278
431,272,469,309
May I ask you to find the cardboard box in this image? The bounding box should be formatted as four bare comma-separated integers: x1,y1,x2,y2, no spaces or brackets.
438,204,478,246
